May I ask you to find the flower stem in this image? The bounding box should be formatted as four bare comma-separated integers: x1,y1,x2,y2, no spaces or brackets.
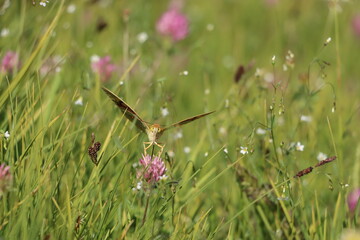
141,192,150,226
141,144,155,226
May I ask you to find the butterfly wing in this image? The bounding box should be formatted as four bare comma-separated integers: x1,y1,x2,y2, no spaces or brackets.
102,87,148,133
162,111,215,132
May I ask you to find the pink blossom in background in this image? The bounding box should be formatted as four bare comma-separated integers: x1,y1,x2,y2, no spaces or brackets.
156,8,188,41
138,154,166,182
1,51,20,74
348,188,360,213
0,163,12,194
91,55,117,82
352,14,360,37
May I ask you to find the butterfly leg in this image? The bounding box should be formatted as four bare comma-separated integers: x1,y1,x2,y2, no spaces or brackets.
143,142,152,155
154,142,165,156
143,141,164,156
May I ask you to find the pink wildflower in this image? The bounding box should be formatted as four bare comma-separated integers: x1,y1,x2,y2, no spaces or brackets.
91,56,117,82
138,154,166,183
1,51,20,74
352,14,360,37
347,188,360,213
0,164,12,194
156,8,188,41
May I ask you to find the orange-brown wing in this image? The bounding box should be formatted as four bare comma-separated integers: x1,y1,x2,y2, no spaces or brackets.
162,111,215,132
102,87,147,133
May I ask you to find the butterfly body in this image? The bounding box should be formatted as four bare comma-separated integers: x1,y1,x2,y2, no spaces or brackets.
102,87,214,154
146,124,162,143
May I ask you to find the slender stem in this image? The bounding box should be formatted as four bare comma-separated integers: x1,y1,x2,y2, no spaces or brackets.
150,144,155,159
141,144,155,226
141,193,150,226
270,115,280,170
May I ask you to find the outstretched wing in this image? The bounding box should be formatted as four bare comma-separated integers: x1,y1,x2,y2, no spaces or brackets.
102,87,147,133
162,111,215,132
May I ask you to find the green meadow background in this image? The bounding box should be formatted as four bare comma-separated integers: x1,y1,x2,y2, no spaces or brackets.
1,0,360,239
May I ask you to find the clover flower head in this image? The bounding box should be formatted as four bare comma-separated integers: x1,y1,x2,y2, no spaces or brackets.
0,164,12,194
138,155,166,183
156,8,188,41
91,55,117,82
1,51,20,74
352,14,360,37
347,188,360,213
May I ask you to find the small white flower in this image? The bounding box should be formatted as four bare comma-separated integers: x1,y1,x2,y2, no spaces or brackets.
204,152,209,157
137,32,148,43
317,152,328,161
39,0,49,7
174,131,183,140
90,55,100,63
277,116,285,126
67,4,76,13
264,72,274,83
179,70,188,76
206,24,214,31
324,37,332,46
332,106,335,113
74,97,83,106
204,89,210,95
240,146,248,155
219,127,227,135
1,28,9,37
255,68,264,78
161,107,169,117
136,181,142,190
282,64,288,71
132,163,138,168
167,150,175,158
256,128,266,135
277,196,290,201
223,148,228,154
271,55,276,64
119,81,124,86
184,146,191,154
295,142,304,152
159,175,168,180
300,115,312,123
225,99,229,108
4,131,10,139
286,50,294,60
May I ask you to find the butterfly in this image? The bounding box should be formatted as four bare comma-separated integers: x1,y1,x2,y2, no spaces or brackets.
102,87,215,154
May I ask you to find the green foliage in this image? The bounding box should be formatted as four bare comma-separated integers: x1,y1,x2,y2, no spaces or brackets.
1,0,359,239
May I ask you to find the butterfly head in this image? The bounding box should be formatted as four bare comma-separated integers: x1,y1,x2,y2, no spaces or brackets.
146,124,163,143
